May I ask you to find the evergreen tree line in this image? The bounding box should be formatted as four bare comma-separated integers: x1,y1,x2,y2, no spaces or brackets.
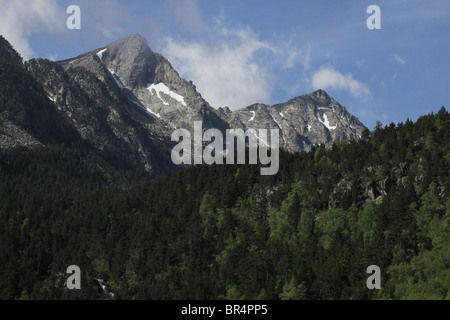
0,107,448,300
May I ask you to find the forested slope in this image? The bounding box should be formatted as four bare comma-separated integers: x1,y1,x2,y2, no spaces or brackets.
0,107,448,300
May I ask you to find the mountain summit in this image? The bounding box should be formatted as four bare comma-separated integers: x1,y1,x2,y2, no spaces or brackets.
96,34,157,89
0,34,367,176
58,34,366,151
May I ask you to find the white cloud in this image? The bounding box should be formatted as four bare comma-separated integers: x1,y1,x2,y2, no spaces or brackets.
312,66,371,98
282,39,311,70
284,47,302,69
392,53,406,65
0,0,63,59
163,25,276,109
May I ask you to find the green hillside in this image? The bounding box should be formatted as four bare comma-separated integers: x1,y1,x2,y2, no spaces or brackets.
0,107,448,300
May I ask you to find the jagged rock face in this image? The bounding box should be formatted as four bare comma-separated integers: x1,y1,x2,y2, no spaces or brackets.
90,35,366,152
0,34,367,176
220,90,365,152
77,34,367,150
26,56,177,176
95,34,229,134
98,34,158,89
0,36,79,149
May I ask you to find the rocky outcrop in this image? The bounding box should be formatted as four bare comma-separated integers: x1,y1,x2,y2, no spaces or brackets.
222,89,365,152
0,36,80,149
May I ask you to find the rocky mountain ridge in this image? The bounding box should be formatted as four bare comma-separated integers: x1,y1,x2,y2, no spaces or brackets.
0,34,367,176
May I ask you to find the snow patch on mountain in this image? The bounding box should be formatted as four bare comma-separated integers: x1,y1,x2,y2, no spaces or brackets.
317,113,337,131
269,113,286,143
107,68,125,89
270,113,282,130
146,107,162,119
317,105,336,113
133,101,161,119
147,83,186,106
96,49,107,61
249,111,256,122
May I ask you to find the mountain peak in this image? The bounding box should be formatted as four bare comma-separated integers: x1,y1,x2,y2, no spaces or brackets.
310,89,330,100
106,34,149,52
98,34,157,88
121,34,146,41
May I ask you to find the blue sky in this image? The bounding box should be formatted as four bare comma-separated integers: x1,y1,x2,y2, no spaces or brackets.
0,0,449,130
